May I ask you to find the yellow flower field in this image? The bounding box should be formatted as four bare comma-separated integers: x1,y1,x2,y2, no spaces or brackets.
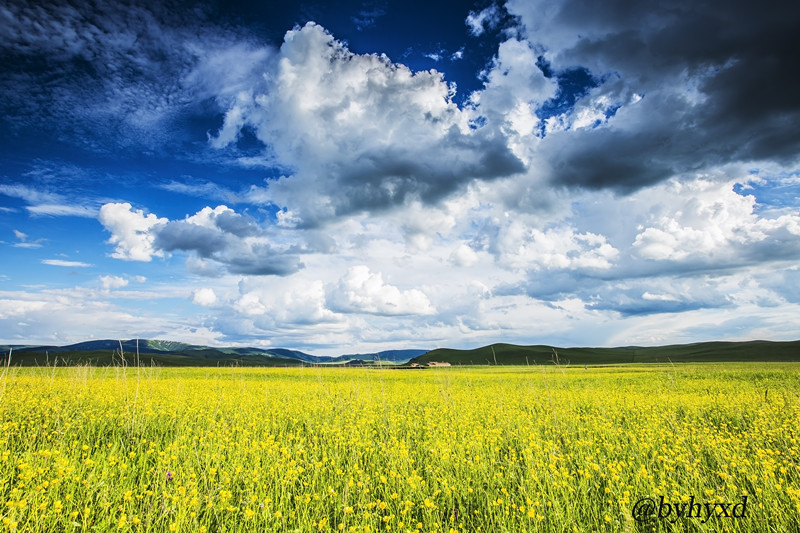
1,364,798,532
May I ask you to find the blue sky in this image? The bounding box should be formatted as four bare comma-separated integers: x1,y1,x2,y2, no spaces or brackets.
2,0,799,354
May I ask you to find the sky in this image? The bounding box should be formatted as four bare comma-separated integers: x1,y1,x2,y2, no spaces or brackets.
1,0,800,354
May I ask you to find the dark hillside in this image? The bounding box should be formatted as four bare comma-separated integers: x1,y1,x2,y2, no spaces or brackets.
411,340,800,366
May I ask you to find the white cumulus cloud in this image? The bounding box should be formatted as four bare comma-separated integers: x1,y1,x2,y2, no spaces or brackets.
328,265,435,316
632,178,800,263
99,203,303,276
100,275,129,291
192,287,218,306
210,22,524,226
98,203,167,261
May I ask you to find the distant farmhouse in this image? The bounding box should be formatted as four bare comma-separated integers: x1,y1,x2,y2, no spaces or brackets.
408,361,451,368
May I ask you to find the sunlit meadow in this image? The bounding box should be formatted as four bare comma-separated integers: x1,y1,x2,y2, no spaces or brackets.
1,363,799,532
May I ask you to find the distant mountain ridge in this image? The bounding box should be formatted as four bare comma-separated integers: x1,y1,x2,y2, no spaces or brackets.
410,340,800,365
3,339,799,367
0,339,428,367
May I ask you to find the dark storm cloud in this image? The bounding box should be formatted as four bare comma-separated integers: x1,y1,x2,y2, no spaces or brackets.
514,0,800,191
155,221,229,257
325,131,525,216
148,208,303,276
213,210,262,237
224,252,304,276
540,116,690,191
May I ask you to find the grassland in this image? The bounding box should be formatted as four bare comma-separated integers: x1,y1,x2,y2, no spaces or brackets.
1,364,799,532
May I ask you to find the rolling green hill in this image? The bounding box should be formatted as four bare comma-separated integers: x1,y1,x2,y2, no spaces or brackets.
0,348,302,368
411,340,800,366
0,340,427,367
3,339,798,367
